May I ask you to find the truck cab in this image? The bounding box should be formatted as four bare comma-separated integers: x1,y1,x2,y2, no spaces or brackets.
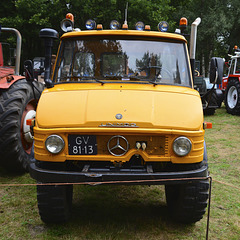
29,16,213,224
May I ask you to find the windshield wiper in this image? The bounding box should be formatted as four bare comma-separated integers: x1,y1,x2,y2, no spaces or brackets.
57,76,104,85
146,79,160,86
92,78,104,85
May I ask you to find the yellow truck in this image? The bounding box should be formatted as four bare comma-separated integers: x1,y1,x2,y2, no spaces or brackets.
29,14,223,224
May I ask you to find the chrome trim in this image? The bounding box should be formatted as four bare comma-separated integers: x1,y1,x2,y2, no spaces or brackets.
99,123,138,128
107,135,129,156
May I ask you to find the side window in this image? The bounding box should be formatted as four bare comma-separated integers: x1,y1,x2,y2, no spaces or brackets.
229,59,235,75
58,42,73,80
235,58,240,74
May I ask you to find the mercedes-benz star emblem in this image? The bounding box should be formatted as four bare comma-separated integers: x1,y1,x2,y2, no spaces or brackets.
115,113,123,120
107,135,129,156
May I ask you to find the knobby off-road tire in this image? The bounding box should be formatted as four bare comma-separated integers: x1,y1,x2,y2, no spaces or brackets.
37,184,73,223
165,179,209,224
225,79,240,115
203,90,218,115
0,79,44,173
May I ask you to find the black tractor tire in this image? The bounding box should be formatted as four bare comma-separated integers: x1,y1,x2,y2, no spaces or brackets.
165,179,209,224
203,90,218,115
215,89,224,108
37,184,73,224
225,79,240,115
0,79,44,173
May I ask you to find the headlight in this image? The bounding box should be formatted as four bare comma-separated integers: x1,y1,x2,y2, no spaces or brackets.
45,135,65,154
173,136,192,156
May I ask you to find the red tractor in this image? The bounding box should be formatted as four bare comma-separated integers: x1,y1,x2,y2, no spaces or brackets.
0,27,44,173
220,46,240,115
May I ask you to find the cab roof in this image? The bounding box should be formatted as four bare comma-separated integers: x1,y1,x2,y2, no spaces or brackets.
60,29,187,43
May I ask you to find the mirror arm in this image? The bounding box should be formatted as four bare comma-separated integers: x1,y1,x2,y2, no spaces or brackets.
213,69,218,85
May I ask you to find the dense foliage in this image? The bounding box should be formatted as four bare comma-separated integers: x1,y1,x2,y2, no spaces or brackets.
0,0,239,75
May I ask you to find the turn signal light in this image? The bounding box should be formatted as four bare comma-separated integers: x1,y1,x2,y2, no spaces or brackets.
26,118,35,126
203,122,212,129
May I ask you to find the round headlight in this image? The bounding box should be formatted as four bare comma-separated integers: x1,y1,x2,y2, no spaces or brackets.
45,135,65,154
110,20,120,30
135,21,145,31
157,21,169,32
173,136,192,157
85,19,96,30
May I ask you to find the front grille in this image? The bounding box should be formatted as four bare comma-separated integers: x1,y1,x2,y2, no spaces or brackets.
97,135,166,156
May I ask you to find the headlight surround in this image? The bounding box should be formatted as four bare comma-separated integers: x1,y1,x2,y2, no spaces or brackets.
173,136,192,157
45,135,65,154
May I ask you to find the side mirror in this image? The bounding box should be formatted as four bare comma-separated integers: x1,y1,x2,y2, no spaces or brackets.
209,57,224,84
39,28,59,88
24,60,34,81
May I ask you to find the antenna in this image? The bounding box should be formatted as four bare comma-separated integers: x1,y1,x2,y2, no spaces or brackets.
124,2,128,25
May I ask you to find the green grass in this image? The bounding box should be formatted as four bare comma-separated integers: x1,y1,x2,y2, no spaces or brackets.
0,106,239,239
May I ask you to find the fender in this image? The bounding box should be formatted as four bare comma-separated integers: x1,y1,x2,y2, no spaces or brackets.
0,74,25,89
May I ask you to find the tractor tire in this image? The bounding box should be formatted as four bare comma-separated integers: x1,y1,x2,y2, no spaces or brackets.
203,90,218,115
225,79,240,115
165,179,209,224
0,79,44,173
37,184,73,223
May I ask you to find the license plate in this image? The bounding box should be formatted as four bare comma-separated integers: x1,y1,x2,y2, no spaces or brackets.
68,135,97,155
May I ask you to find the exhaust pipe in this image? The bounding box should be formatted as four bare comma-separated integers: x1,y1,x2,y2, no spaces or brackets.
189,18,201,81
1,27,22,75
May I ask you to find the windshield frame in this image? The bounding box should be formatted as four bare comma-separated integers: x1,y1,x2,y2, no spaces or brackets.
52,35,192,88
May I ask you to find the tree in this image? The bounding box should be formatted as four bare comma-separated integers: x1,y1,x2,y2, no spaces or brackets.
0,0,175,71
171,0,240,76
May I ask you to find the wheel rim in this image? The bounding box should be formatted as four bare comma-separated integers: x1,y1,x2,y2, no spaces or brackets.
227,86,238,109
20,100,36,154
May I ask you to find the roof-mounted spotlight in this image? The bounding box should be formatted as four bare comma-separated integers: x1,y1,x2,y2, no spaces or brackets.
110,20,120,30
85,19,96,30
157,21,169,32
135,21,145,31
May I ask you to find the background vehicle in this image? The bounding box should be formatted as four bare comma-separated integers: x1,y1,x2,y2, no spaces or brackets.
220,46,240,115
29,14,223,224
0,27,44,173
194,60,223,115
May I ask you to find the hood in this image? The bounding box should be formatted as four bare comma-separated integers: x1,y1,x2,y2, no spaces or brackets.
36,84,203,131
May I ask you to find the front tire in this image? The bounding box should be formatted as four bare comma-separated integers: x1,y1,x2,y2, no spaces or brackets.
37,184,73,224
165,179,209,224
225,79,240,115
0,79,44,173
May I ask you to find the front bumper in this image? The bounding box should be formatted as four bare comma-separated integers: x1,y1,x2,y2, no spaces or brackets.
29,162,208,185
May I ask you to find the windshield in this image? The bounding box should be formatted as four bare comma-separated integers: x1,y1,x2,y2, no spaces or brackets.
54,37,191,87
